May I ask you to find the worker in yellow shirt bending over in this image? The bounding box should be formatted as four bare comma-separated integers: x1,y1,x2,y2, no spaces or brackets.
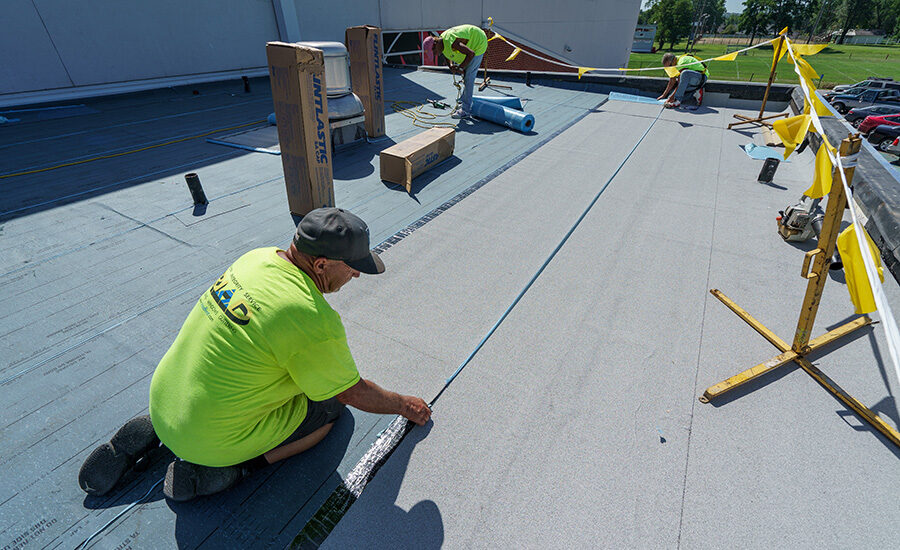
77,208,431,501
658,52,709,109
423,24,488,119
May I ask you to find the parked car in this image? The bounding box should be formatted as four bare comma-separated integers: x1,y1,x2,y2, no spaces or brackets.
867,124,900,153
831,78,900,94
829,89,900,114
823,88,864,101
845,105,900,127
858,113,900,135
885,136,900,157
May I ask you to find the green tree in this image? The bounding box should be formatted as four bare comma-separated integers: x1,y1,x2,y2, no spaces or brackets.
740,0,772,44
669,0,696,48
699,0,728,33
638,8,652,25
646,0,694,49
802,0,828,40
872,0,900,38
768,0,806,32
836,0,869,43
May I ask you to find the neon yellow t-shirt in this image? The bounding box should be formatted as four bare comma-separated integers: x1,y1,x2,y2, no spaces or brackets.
676,55,709,77
149,248,360,467
441,25,488,64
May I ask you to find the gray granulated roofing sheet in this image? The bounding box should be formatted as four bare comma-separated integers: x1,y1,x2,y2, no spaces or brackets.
322,101,900,549
0,68,613,549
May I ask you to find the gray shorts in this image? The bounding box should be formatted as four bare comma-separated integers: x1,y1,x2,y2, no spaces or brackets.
275,397,345,448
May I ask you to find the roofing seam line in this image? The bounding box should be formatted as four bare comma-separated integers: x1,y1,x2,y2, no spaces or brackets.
0,120,267,179
784,39,900,400
0,154,274,272
289,101,665,549
0,150,238,218
74,477,163,550
430,104,665,405
0,96,271,151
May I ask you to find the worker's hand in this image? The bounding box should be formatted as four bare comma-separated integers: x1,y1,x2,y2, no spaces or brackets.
400,395,432,425
449,64,462,75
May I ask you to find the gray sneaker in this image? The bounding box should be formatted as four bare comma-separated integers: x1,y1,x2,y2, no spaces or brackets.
450,108,469,119
164,460,249,502
78,415,160,496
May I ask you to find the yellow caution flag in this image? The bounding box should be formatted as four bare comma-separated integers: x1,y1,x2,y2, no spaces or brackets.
772,114,812,159
578,67,597,79
773,45,787,69
712,51,739,61
790,55,819,82
803,93,833,117
664,65,680,78
792,43,828,56
803,142,835,198
505,48,522,62
837,225,884,314
488,32,503,42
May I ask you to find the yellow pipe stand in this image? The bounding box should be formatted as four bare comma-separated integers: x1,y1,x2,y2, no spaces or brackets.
700,134,900,448
727,29,790,129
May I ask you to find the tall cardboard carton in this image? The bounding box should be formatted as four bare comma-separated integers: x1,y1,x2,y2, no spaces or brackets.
266,41,334,216
345,26,385,137
380,128,455,191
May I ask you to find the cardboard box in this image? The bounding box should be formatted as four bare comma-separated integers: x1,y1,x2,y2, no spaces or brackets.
380,128,455,190
345,25,385,137
266,41,334,215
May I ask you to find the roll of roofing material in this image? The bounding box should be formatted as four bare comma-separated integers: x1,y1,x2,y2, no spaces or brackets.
472,95,524,110
470,99,534,133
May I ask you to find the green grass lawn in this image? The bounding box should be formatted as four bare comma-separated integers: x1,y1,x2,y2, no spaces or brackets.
628,42,900,88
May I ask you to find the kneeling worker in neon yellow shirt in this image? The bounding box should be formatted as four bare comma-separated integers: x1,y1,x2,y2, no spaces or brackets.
78,208,431,501
423,24,488,119
658,52,709,109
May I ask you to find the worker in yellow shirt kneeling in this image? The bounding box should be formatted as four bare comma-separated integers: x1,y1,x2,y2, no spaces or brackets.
658,52,709,109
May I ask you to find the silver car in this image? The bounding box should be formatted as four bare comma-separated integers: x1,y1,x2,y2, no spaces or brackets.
830,89,900,114
832,78,900,94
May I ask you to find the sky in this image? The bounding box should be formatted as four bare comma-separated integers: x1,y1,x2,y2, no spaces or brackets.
726,0,744,13
639,1,747,18
641,1,746,15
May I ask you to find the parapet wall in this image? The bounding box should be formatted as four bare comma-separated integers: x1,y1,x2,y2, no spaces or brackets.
789,86,900,284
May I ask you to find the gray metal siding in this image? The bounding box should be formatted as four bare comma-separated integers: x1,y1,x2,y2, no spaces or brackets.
4,0,279,95
1,0,73,94
484,0,642,68
3,0,641,102
378,0,482,30
36,0,279,85
292,0,379,41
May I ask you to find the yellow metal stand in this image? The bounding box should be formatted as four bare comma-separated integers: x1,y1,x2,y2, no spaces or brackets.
727,30,790,129
700,134,900,448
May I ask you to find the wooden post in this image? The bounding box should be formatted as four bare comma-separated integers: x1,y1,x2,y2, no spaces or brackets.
757,34,784,119
792,134,862,352
727,29,791,129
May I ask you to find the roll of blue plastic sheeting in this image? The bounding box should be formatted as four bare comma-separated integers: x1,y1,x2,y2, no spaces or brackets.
472,95,523,110
267,112,277,125
470,99,535,133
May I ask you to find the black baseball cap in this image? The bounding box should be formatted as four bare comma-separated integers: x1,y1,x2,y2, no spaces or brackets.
293,208,385,274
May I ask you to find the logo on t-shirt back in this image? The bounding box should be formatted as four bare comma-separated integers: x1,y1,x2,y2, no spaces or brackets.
210,274,251,325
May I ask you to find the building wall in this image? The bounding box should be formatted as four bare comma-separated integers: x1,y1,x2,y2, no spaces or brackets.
483,0,642,70
846,35,884,45
3,0,279,96
3,0,641,102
